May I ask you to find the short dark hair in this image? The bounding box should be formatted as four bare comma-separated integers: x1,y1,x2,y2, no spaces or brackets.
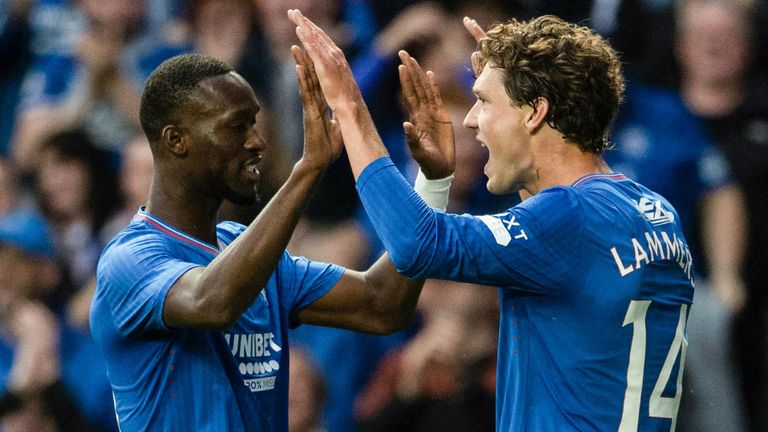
479,15,625,153
139,54,233,143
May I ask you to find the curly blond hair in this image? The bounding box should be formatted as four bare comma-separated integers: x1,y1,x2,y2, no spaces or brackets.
479,15,625,153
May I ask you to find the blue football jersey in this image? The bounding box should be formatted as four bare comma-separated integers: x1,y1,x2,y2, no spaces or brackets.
90,208,344,431
357,157,694,431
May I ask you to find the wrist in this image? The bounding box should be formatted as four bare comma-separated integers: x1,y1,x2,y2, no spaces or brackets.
414,169,452,211
292,159,327,178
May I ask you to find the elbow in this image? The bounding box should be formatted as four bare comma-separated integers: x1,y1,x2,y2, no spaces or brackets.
194,295,241,331
205,312,239,331
388,238,424,277
367,305,417,335
384,212,437,278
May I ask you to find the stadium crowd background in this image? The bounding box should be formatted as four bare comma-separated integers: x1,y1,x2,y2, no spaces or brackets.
0,0,766,431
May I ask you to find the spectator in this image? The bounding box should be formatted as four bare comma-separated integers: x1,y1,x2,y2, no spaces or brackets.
675,0,768,430
0,0,32,155
35,128,121,290
0,210,115,431
355,280,498,432
288,347,327,432
604,82,748,431
11,0,186,173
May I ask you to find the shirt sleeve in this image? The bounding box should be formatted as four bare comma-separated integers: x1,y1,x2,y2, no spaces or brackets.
356,157,584,295
96,233,200,337
274,252,345,321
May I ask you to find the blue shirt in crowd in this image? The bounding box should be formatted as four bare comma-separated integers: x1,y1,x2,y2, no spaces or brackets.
90,208,344,431
356,157,695,431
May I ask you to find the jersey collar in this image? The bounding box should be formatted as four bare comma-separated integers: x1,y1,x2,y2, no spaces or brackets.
572,173,627,187
134,207,224,256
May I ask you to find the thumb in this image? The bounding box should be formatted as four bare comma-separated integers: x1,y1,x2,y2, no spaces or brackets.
403,122,420,151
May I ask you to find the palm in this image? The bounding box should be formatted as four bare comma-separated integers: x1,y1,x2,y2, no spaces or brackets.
398,51,455,179
408,99,454,178
292,45,343,169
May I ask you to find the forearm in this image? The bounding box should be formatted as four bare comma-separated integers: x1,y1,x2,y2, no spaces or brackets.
364,253,424,330
197,162,324,325
332,100,389,180
702,185,746,278
357,157,437,276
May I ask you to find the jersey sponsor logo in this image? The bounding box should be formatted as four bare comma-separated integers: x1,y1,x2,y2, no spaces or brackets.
634,197,675,226
225,332,283,392
478,212,528,246
225,332,282,358
244,376,277,392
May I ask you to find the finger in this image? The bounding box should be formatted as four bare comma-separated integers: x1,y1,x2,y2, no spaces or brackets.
291,9,338,58
293,45,318,96
294,64,310,105
291,45,306,72
398,63,420,116
290,10,323,61
290,9,347,89
399,50,424,103
303,46,328,111
402,122,421,152
295,64,319,116
407,56,429,105
463,16,485,42
427,71,445,110
423,69,437,108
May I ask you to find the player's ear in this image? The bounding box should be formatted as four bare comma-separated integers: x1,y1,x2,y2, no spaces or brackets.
525,97,549,132
160,125,188,156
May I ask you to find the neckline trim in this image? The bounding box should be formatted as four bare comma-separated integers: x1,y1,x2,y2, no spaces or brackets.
134,208,223,256
572,173,627,187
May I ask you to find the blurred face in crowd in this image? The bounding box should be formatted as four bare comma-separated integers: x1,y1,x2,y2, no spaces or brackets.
464,63,536,195
37,149,91,222
181,72,266,206
0,245,59,302
676,1,753,84
78,0,145,26
193,0,252,31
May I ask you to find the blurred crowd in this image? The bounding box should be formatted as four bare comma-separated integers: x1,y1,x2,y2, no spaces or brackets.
0,0,767,431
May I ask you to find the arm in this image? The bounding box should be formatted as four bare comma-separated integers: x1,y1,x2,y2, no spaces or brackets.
701,184,747,311
294,255,422,335
163,46,342,330
287,10,459,334
288,9,389,179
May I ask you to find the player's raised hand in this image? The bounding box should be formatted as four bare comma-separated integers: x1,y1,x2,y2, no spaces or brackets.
288,9,362,114
463,16,486,42
398,50,455,179
463,17,486,77
291,44,343,170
